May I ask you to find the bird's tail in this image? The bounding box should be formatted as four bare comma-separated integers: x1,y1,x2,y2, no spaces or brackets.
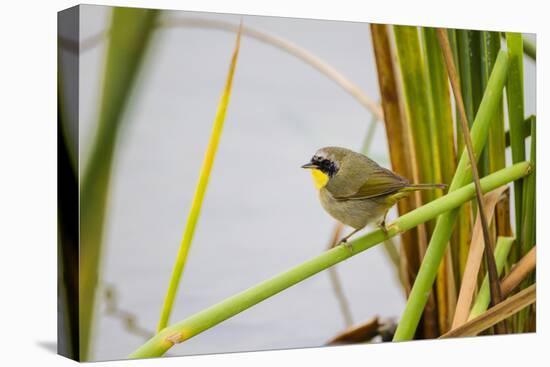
404,183,447,192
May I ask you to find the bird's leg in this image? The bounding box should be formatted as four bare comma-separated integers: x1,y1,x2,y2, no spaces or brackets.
377,210,390,236
338,228,362,252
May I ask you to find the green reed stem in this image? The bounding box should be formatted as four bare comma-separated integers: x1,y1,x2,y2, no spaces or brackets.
505,33,526,250
129,162,530,358
521,116,536,255
393,26,435,199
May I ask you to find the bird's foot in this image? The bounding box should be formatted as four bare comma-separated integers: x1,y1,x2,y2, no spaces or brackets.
378,221,389,237
339,238,354,253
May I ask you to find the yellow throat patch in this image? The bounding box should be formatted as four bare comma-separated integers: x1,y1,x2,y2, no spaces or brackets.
310,168,329,189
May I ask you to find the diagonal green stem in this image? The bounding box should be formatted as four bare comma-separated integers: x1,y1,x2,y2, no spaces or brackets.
129,162,530,358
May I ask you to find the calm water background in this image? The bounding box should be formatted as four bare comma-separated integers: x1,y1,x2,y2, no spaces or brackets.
77,5,536,361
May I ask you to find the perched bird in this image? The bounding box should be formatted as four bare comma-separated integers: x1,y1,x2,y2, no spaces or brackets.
302,146,446,249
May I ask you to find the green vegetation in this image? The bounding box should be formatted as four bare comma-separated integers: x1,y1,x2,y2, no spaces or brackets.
62,9,536,359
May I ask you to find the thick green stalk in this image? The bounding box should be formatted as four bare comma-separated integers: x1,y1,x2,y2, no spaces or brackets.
481,32,505,174
447,29,460,74
463,31,484,182
393,50,510,341
79,9,158,360
521,116,536,254
157,27,242,331
370,23,422,289
454,30,476,279
447,28,468,287
479,32,502,176
517,117,536,332
393,26,435,203
505,33,526,248
468,236,515,319
422,28,456,186
455,30,475,151
481,32,510,240
422,27,457,333
394,25,440,337
129,162,529,358
469,31,483,116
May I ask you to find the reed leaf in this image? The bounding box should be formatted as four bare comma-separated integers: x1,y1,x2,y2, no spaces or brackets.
481,32,510,239
129,162,530,358
517,116,536,332
481,32,505,173
505,32,526,250
393,26,436,202
391,25,439,337
455,30,475,149
442,284,535,338
451,30,475,281
79,8,158,360
422,27,457,334
520,107,536,257
468,236,515,320
479,32,501,176
422,27,456,191
392,50,511,341
157,25,242,332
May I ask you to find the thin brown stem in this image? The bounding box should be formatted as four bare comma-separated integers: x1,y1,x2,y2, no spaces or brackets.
436,29,505,334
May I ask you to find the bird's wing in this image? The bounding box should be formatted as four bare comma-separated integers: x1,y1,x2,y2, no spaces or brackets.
331,165,408,201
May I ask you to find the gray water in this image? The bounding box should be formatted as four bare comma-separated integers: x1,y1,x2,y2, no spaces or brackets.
75,5,536,361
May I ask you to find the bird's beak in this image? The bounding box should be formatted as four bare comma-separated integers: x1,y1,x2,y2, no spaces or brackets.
301,162,318,169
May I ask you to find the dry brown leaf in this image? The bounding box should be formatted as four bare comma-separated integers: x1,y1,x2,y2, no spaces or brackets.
451,186,508,328
442,284,535,338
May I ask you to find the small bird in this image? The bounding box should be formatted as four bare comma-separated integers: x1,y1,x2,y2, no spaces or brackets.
302,146,446,250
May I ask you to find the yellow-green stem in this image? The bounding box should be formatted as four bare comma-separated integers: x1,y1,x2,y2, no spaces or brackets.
157,26,242,331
